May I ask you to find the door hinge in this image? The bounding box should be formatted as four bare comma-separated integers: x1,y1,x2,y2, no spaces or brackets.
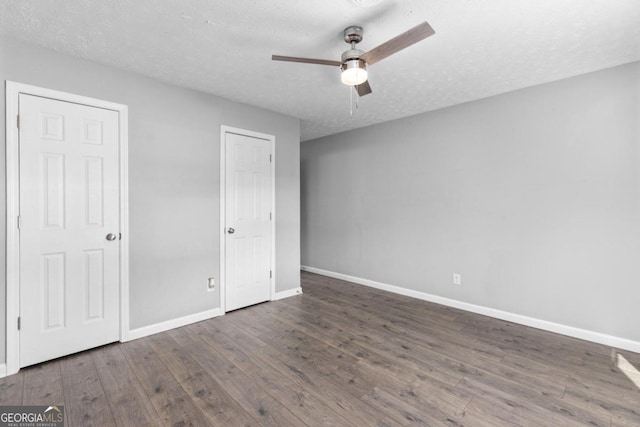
119,233,122,240
270,270,272,279
17,215,22,230
17,316,21,330
16,114,20,129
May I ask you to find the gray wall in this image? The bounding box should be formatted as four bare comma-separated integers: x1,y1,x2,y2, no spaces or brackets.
301,61,640,342
1,37,300,364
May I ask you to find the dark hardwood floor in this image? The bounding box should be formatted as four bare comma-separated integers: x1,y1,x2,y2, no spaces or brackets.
2,271,639,426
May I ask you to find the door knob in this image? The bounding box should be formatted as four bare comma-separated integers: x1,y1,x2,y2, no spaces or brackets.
227,227,235,234
106,233,117,241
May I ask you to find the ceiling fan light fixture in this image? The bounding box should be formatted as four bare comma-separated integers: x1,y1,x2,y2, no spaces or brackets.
341,59,368,86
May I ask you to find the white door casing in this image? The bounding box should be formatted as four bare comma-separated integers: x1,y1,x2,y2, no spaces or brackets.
220,126,275,312
5,81,129,375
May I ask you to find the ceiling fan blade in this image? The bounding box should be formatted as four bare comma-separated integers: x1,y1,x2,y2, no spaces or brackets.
355,80,372,97
272,55,342,67
360,21,435,65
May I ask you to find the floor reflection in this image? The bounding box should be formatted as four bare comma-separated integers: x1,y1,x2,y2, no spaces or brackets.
616,353,640,391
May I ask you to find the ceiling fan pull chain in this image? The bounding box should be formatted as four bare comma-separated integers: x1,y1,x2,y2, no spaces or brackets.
349,84,353,117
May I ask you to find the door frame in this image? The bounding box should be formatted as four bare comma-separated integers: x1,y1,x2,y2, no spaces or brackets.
219,125,276,313
4,81,130,375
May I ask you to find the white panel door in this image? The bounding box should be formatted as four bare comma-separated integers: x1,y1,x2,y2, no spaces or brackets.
19,94,120,367
225,132,272,311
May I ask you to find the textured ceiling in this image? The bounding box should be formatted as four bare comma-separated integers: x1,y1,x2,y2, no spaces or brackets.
1,0,639,141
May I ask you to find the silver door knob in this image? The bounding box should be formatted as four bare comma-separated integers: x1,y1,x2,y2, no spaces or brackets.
227,227,235,234
106,233,117,241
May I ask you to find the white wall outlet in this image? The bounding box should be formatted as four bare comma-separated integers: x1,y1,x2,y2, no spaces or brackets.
207,277,215,291
453,273,462,286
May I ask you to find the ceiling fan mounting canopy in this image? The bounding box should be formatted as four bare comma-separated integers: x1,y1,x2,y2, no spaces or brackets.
344,26,364,44
272,21,435,97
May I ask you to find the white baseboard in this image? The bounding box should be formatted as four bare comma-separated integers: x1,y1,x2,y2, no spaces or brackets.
0,363,6,378
301,265,640,354
126,308,223,341
273,287,303,301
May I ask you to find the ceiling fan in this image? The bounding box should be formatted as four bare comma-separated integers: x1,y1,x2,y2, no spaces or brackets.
272,21,435,96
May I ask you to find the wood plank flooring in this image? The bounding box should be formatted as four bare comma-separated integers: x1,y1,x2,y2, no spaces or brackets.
2,271,639,426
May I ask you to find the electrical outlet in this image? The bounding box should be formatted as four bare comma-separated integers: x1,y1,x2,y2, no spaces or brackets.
207,277,215,291
453,273,462,286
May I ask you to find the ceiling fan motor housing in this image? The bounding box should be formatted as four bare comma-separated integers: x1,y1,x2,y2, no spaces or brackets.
342,48,365,62
341,58,367,73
